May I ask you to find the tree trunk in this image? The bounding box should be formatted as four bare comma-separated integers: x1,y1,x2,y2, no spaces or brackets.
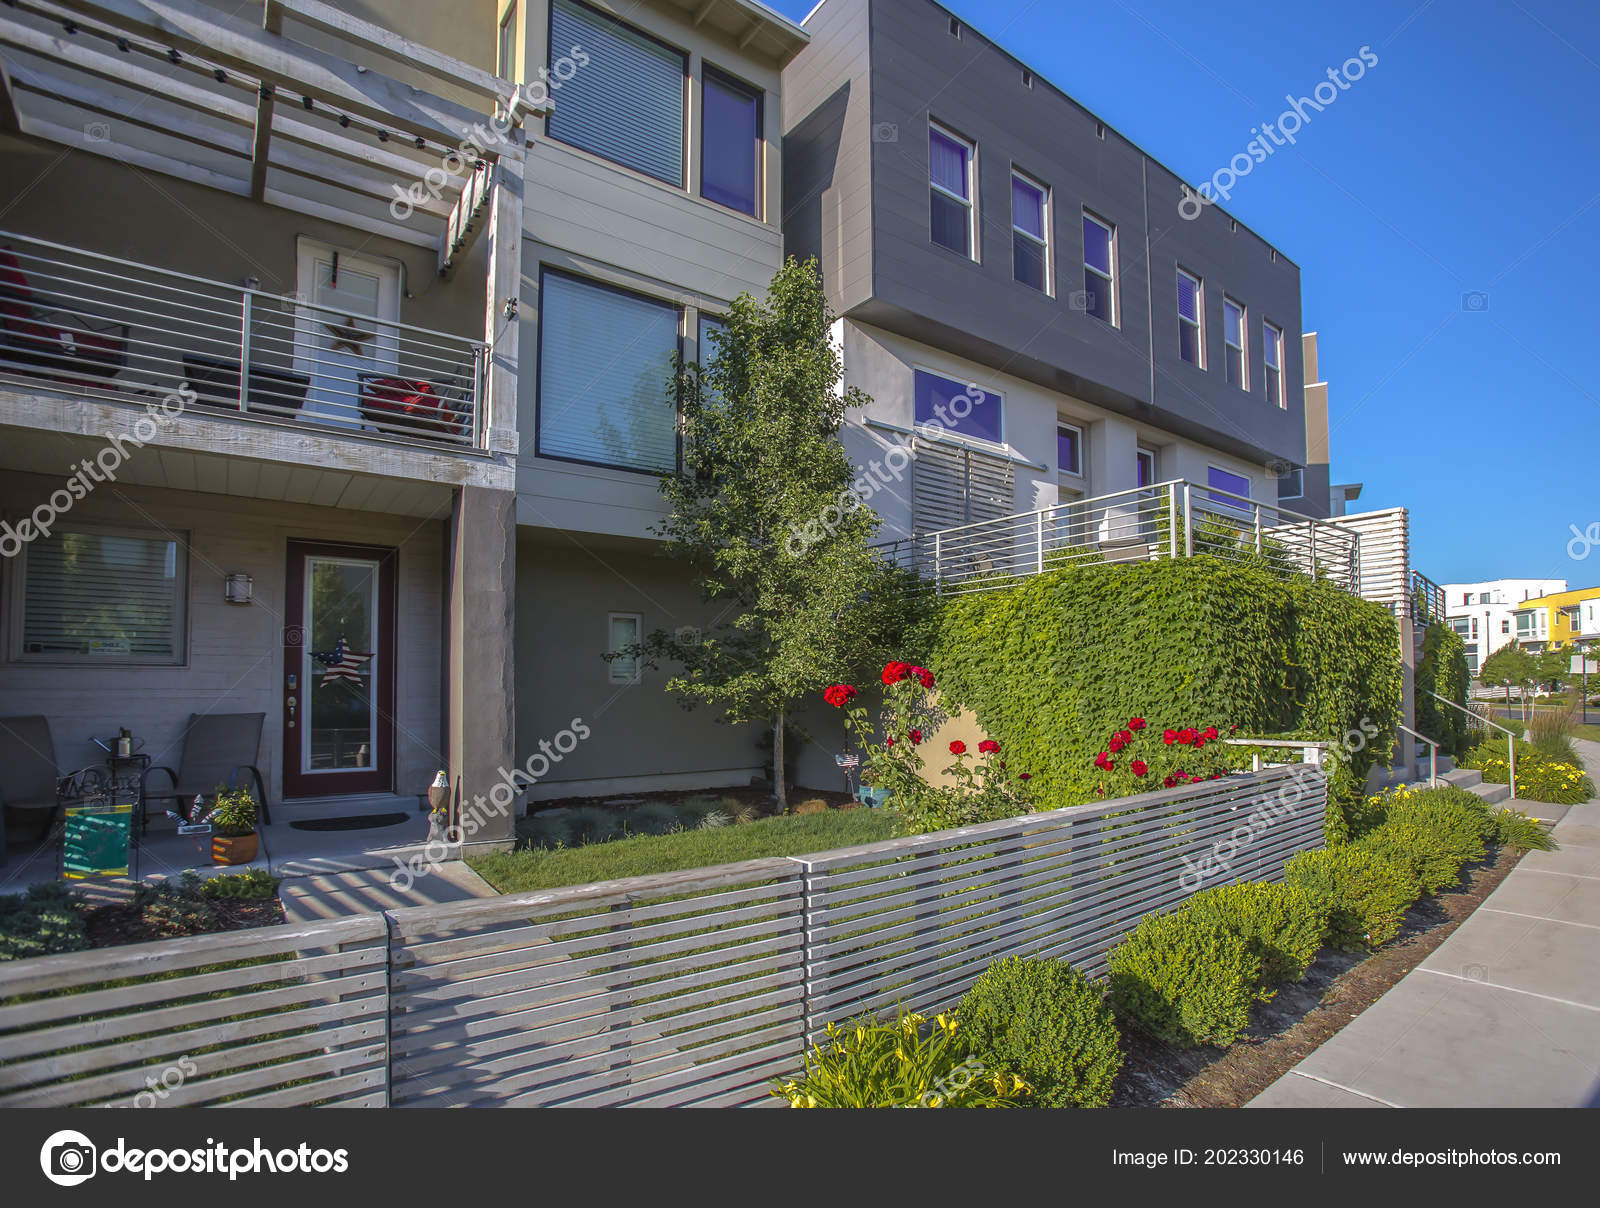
773,710,788,812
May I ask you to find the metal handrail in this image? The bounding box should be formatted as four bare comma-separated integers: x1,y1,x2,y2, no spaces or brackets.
1222,737,1330,771
1427,689,1517,798
1397,723,1440,787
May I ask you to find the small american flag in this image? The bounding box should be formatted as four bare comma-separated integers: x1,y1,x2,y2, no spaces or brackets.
312,636,372,685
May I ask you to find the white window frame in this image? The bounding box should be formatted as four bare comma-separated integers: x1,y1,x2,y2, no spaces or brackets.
9,521,190,666
607,612,643,684
1136,447,1156,488
1222,295,1248,389
497,1,518,81
1010,170,1051,294
1057,421,1085,478
1263,319,1285,407
912,364,1006,448
1177,267,1204,367
1082,210,1117,325
929,121,977,261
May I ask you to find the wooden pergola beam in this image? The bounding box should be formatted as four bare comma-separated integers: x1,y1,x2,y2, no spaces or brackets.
44,0,500,148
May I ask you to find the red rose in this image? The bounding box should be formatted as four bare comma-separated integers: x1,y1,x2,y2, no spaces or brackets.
1131,760,1148,777
1204,726,1219,740
1163,774,1177,788
881,661,912,685
1102,761,1115,773
1178,728,1198,745
1162,729,1177,745
1129,717,1147,730
1210,773,1223,780
909,728,923,745
885,736,895,747
1108,735,1125,753
910,665,935,690
1093,752,1111,770
978,739,1000,754
822,684,857,708
1118,729,1133,744
948,740,967,755
1018,772,1032,781
1194,737,1206,749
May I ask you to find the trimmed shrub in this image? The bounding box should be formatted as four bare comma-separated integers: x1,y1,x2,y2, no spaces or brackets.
0,883,88,961
1416,623,1471,757
774,1010,1029,1108
201,868,280,900
1183,882,1328,987
1107,909,1260,1047
1285,845,1419,950
1355,786,1492,894
958,956,1122,1108
926,556,1402,839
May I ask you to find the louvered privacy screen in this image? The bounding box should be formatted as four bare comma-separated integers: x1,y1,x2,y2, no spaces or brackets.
20,529,185,662
912,437,1015,533
548,0,685,186
537,273,679,473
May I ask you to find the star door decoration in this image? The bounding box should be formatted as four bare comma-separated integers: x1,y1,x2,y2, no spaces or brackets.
325,314,374,355
311,635,373,685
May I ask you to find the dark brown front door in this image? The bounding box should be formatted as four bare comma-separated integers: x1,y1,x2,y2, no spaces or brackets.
283,540,397,798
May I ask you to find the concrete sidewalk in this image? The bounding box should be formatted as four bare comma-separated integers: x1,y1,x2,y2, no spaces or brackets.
1250,739,1600,1108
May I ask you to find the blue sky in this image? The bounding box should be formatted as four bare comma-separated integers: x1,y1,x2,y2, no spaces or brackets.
767,0,1600,588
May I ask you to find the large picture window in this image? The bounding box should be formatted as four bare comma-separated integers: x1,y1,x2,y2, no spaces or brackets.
547,0,685,186
537,272,681,473
13,525,187,664
702,67,762,216
914,368,1003,445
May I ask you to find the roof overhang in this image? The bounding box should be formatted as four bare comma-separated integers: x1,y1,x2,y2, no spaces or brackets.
657,0,809,64
0,0,527,262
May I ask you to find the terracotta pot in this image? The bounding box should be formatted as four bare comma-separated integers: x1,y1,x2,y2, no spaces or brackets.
211,832,258,865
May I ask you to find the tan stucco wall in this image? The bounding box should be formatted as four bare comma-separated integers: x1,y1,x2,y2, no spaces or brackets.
0,473,445,806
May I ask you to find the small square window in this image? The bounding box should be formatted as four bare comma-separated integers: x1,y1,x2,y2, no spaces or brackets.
608,612,642,683
1057,423,1083,477
1276,465,1303,499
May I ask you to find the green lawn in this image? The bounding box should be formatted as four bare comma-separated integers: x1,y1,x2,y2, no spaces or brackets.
468,808,901,894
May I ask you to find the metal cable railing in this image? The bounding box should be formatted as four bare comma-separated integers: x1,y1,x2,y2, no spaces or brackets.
0,229,486,448
876,480,1362,596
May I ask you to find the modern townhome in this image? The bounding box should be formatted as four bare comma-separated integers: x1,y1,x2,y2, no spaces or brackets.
782,0,1319,573
1443,578,1568,675
1513,584,1600,655
0,0,527,853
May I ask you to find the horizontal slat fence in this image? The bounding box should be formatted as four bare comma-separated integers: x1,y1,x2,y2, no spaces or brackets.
794,765,1326,1031
385,862,807,1109
0,915,388,1108
1,767,1325,1108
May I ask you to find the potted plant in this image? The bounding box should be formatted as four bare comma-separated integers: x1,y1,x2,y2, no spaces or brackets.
209,785,259,865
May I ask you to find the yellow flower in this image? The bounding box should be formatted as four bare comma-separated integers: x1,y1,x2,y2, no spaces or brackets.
927,1094,944,1108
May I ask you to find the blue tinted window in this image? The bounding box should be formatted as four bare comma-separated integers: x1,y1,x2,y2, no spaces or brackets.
914,369,1002,444
702,69,759,215
1058,425,1081,475
1206,466,1251,504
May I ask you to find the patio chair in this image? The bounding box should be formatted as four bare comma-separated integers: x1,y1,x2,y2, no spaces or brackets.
0,246,130,382
183,351,310,416
0,716,105,866
141,712,271,830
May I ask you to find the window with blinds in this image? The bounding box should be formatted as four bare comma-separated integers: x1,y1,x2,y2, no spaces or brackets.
537,271,680,473
911,437,1015,533
548,0,685,186
16,527,186,663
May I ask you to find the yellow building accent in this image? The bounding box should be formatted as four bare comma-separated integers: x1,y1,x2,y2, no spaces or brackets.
1514,584,1600,650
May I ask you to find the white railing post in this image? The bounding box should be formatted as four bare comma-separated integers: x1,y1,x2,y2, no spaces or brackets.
1182,482,1194,557
933,531,944,588
1167,483,1179,559
1309,520,1319,580
1036,509,1045,575
1254,503,1264,554
238,291,253,413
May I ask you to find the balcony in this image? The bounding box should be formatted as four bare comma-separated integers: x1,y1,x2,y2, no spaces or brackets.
876,480,1362,596
0,231,486,448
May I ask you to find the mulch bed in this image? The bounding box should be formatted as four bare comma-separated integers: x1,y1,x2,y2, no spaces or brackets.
81,897,287,949
1110,844,1524,1107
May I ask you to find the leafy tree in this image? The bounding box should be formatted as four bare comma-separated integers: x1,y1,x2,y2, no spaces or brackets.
1534,647,1574,692
1478,644,1535,693
623,258,916,809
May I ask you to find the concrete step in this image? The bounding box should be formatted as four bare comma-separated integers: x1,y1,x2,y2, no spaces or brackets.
1442,767,1483,790
1470,781,1512,805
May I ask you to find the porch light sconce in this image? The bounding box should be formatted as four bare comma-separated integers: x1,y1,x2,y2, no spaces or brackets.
223,573,254,605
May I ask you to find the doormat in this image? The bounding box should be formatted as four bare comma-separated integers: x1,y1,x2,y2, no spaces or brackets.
288,812,410,832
